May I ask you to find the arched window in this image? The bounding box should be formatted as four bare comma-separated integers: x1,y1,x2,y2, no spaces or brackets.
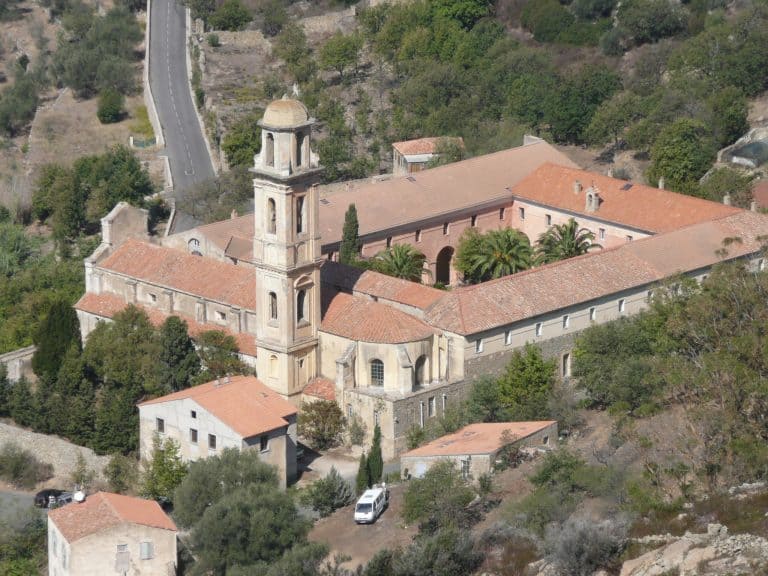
296,133,304,167
296,196,305,234
296,289,307,323
267,198,276,234
269,355,278,378
266,133,275,167
370,359,384,387
188,238,201,256
269,292,278,321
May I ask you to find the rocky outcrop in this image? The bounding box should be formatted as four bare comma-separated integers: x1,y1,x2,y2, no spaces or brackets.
620,524,768,576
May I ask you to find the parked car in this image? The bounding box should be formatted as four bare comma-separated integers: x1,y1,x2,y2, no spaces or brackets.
354,484,389,524
34,489,64,508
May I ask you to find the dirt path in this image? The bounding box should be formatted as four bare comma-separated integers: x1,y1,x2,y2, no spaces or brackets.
309,483,417,570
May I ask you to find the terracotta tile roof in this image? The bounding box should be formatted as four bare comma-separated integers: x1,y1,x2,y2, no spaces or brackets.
425,211,768,335
513,163,740,233
98,239,256,309
139,375,296,437
321,292,436,344
318,142,578,245
49,492,176,543
401,421,557,458
392,136,465,156
303,377,336,401
74,293,257,356
321,261,445,312
173,141,577,254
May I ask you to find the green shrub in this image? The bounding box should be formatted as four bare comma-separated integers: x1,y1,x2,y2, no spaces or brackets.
209,0,251,31
97,88,125,124
106,453,138,494
0,442,53,489
301,466,354,517
545,516,629,575
298,400,345,450
403,460,474,527
207,33,220,47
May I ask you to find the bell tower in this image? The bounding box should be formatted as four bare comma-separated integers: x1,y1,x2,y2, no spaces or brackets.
252,97,323,401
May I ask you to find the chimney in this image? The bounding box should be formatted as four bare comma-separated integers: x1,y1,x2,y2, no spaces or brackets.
585,187,600,213
573,180,582,195
658,177,665,190
723,194,732,206
751,200,758,212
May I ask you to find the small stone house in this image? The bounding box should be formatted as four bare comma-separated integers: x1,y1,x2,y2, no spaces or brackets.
47,491,177,576
400,421,557,481
392,137,465,175
137,375,298,488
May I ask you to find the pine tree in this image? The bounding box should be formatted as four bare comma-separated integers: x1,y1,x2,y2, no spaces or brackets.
356,452,370,494
31,299,82,381
339,203,360,265
9,377,38,429
368,425,383,484
158,316,200,392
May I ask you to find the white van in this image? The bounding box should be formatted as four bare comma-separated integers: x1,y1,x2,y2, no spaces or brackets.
354,485,389,524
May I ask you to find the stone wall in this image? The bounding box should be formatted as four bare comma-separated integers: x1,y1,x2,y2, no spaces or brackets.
0,345,36,383
464,332,578,382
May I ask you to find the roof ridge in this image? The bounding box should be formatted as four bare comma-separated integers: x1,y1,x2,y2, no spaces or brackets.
98,492,122,524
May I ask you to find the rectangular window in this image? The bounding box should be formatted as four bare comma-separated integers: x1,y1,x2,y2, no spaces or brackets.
208,434,217,450
626,235,633,242
471,214,478,227
428,397,435,417
542,435,549,445
117,544,128,553
149,293,157,303
599,228,606,241
419,401,425,428
618,299,626,313
546,214,552,226
562,353,571,377
216,311,226,321
499,207,506,220
156,418,164,433
443,222,449,235
191,410,197,419
562,315,569,329
535,322,543,337
442,394,447,412
260,435,269,452
518,207,525,220
190,428,198,444
505,330,513,346
589,307,596,321
415,229,422,242
461,459,470,480
386,236,392,248
475,339,483,353
140,541,154,560
347,404,353,419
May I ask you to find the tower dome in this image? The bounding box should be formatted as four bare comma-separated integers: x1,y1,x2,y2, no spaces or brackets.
261,97,310,129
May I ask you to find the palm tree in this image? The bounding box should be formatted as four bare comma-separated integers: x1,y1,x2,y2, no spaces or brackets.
464,228,533,283
373,243,428,282
536,218,601,265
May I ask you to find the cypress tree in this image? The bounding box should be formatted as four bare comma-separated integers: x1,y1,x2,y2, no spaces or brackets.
356,452,370,494
32,299,82,381
368,424,383,484
339,203,360,265
158,316,201,392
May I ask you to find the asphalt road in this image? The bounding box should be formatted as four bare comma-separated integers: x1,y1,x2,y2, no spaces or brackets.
0,490,39,530
149,0,215,212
